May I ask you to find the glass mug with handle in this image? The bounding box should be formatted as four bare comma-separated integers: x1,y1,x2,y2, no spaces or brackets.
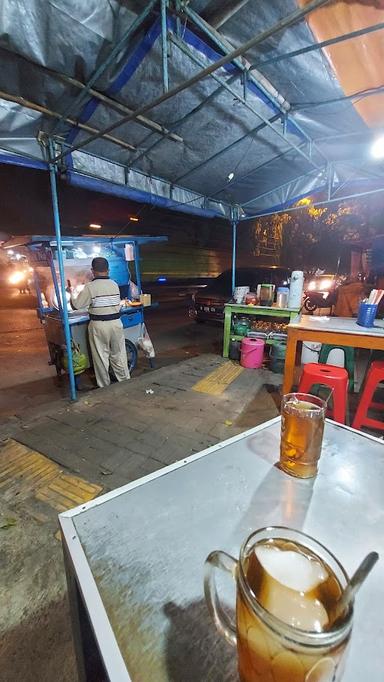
204,527,353,682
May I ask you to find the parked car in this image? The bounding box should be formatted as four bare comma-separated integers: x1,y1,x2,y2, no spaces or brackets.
190,266,291,322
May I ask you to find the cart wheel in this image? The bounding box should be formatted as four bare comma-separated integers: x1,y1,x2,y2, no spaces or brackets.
125,339,138,373
304,298,317,313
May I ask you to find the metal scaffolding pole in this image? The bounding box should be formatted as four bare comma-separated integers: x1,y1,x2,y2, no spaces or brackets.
231,215,238,295
51,0,158,135
48,143,77,401
253,21,384,68
53,0,332,163
205,0,253,30
161,0,169,92
0,89,137,153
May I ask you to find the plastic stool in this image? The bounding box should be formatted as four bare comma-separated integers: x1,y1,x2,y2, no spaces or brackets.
298,363,348,424
352,360,384,432
318,344,355,392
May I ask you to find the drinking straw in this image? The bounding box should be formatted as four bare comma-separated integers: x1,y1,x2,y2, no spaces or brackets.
324,387,334,408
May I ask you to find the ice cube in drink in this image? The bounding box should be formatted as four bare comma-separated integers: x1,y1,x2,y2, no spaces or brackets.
237,538,348,682
280,397,325,478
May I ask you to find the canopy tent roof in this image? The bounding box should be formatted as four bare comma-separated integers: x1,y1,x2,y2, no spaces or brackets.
4,235,168,248
0,0,384,220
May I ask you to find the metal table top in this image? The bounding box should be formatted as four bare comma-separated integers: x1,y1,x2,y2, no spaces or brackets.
60,418,384,682
288,314,384,336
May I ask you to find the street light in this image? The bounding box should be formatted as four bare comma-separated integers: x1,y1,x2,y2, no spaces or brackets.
371,135,384,160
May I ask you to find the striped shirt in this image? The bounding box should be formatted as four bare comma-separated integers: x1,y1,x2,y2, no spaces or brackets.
71,277,122,319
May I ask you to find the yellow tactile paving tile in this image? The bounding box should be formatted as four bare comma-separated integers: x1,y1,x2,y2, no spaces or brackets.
36,474,102,512
0,444,58,497
0,439,102,513
192,361,244,396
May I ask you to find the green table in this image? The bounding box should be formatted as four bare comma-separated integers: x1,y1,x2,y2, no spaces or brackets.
223,303,300,357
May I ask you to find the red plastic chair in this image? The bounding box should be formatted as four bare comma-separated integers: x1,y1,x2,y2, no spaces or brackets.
298,363,348,424
352,360,384,432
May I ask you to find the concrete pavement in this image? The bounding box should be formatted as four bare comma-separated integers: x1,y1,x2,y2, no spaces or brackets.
8,355,281,489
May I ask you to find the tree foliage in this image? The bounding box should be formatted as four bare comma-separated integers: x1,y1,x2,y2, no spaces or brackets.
252,195,384,272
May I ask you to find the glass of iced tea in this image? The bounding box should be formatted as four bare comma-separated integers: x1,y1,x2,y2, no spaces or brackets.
280,393,326,478
204,527,353,682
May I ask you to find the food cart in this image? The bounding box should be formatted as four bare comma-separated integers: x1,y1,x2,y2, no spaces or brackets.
5,234,167,384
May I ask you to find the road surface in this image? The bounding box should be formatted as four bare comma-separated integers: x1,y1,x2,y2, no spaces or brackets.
0,287,221,419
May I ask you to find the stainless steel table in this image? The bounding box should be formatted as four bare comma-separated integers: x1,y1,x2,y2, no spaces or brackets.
60,418,384,682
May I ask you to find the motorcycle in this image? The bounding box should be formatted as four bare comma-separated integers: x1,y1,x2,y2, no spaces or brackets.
303,289,337,313
303,272,340,313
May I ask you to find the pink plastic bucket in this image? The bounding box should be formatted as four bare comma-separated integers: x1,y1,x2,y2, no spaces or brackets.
240,337,265,369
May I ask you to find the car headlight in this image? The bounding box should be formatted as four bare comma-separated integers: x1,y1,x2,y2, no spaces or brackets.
9,271,24,285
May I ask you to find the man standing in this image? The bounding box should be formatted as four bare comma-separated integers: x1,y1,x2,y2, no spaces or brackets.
71,257,130,388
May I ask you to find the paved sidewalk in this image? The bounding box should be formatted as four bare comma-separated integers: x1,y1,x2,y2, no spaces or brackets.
0,354,281,682
7,355,281,490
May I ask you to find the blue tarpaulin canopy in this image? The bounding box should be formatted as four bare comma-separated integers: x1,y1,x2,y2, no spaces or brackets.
0,0,383,220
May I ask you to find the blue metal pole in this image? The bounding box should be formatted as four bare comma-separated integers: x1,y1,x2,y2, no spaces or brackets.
48,147,77,401
231,218,238,295
161,0,169,93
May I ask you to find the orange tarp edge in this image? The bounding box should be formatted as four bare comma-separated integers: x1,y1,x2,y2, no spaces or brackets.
298,0,384,127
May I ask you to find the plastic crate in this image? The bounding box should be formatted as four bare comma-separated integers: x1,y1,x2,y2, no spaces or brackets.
121,310,143,329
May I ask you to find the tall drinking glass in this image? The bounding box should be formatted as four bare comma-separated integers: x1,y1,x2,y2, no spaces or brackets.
280,393,326,478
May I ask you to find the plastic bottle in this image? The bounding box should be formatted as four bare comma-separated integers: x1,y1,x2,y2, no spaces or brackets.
288,271,304,309
276,286,289,308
